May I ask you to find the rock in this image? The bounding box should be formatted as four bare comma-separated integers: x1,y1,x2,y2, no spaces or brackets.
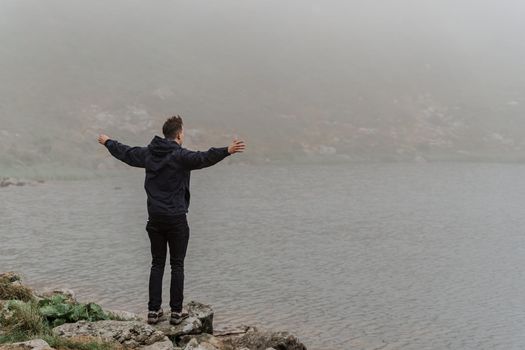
218,327,307,350
213,325,250,337
53,320,168,348
186,301,213,334
182,338,218,350
0,272,22,283
0,177,17,188
141,339,175,350
106,309,143,321
0,339,53,350
0,273,33,302
154,301,213,338
177,331,294,350
155,316,202,338
0,178,39,188
178,334,223,350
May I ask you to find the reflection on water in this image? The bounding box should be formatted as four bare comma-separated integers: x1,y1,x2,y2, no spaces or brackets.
3,163,525,350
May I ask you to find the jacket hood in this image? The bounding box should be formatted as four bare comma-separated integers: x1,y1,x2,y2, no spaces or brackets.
145,136,181,171
147,135,181,156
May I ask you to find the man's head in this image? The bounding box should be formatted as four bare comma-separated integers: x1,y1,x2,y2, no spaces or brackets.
163,115,184,144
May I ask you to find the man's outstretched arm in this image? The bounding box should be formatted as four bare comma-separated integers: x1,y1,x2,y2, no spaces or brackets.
98,134,147,168
173,139,246,170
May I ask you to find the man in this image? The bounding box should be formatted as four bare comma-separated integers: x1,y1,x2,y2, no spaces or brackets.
97,115,246,325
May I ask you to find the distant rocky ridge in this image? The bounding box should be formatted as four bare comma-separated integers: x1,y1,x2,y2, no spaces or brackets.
3,89,525,179
0,272,307,350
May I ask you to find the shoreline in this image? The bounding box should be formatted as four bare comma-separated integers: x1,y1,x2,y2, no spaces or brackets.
6,158,525,182
19,278,269,333
0,272,308,350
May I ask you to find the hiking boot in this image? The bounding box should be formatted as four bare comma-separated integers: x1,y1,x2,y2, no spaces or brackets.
147,308,164,324
170,308,189,325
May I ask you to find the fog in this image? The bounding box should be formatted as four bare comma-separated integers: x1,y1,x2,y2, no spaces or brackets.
2,0,525,176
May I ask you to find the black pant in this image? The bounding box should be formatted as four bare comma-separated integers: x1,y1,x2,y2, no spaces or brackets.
146,214,189,312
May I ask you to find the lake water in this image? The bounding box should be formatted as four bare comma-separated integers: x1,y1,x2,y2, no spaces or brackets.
2,162,525,349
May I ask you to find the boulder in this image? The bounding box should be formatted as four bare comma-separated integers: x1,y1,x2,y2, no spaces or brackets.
0,339,53,350
217,327,307,350
154,301,213,338
177,328,303,350
185,301,213,334
53,320,168,348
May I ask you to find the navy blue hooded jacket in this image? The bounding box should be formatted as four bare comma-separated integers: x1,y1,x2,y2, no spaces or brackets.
105,135,230,218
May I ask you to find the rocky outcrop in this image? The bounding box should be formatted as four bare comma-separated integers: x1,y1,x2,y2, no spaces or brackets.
53,320,168,348
0,272,307,350
49,312,307,350
49,301,216,348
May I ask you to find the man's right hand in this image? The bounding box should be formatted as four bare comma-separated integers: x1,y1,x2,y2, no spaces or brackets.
228,139,246,154
98,134,110,145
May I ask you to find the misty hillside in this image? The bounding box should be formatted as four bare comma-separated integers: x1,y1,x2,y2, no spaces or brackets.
2,0,525,176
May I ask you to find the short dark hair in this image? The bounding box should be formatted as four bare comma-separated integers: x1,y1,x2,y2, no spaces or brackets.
163,115,183,139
